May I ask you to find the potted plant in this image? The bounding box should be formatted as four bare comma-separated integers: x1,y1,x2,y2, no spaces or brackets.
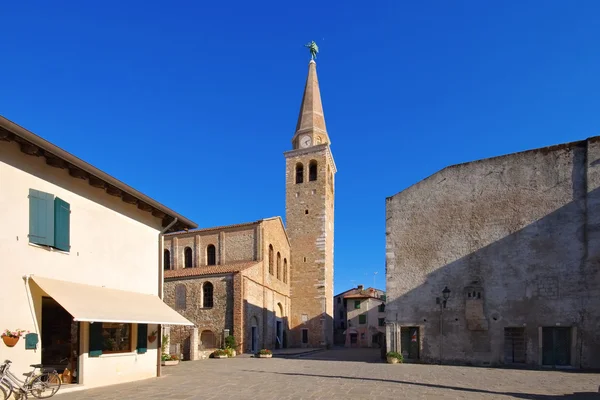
256,349,272,358
2,329,26,347
148,330,157,344
224,335,237,357
386,351,403,364
212,349,229,359
161,353,179,366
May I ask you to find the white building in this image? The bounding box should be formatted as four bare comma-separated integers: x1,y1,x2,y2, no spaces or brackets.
0,115,196,392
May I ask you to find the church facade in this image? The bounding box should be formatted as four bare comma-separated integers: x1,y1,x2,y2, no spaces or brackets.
163,59,336,353
386,137,600,368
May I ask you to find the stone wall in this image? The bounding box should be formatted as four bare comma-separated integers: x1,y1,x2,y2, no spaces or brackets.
386,137,600,368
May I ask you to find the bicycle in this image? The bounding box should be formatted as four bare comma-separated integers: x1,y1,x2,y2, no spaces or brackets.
0,359,61,399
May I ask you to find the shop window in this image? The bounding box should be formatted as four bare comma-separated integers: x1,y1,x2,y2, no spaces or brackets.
89,323,132,356
28,189,70,252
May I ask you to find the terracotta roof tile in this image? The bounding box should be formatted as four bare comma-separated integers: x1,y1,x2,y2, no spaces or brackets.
164,220,264,236
164,261,259,279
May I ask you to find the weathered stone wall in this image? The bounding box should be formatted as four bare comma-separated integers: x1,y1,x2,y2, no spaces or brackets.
286,145,335,347
386,138,600,368
164,276,233,351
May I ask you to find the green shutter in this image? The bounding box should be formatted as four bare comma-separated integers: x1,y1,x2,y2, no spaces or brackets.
137,324,148,354
54,197,70,252
354,300,360,309
89,323,103,357
359,315,366,324
29,189,54,246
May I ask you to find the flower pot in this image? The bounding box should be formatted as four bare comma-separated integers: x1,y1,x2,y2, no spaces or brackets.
161,360,179,366
214,354,228,359
148,335,157,344
2,335,19,348
257,354,272,358
386,356,399,364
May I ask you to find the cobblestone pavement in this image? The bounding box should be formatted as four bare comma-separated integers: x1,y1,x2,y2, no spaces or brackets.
57,349,600,400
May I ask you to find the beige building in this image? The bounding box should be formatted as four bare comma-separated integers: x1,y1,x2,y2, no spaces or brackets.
0,116,196,392
334,286,385,346
386,137,600,368
163,217,291,356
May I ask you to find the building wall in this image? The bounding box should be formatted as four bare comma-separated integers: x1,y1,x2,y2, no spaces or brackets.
0,140,163,386
386,138,600,368
286,145,335,347
163,276,233,351
345,298,385,348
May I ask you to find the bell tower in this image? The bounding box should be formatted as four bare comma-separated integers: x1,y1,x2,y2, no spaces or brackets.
285,59,335,347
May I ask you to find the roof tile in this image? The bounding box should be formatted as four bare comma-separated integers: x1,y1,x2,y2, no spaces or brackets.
164,261,258,279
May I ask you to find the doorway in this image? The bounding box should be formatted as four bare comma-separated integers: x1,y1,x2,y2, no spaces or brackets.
41,297,79,384
542,327,571,367
251,326,258,353
275,320,283,349
504,327,526,364
400,327,420,360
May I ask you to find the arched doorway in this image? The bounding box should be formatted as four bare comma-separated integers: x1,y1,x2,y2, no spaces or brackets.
250,316,259,353
275,303,284,349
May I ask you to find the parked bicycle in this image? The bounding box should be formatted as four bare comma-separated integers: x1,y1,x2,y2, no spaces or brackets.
0,359,61,399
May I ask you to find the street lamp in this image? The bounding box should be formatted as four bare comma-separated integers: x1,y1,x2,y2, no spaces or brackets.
436,286,451,364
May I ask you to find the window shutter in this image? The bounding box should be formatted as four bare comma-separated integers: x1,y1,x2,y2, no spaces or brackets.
89,323,103,357
28,189,54,246
137,324,148,354
54,197,70,252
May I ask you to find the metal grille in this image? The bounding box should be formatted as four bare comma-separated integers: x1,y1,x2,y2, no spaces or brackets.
504,327,526,364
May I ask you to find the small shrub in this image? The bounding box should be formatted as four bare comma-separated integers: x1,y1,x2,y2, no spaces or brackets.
224,335,237,349
224,348,235,358
169,354,179,361
257,349,272,355
386,351,403,362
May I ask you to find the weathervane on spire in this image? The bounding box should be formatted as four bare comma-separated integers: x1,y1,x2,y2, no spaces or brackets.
304,41,319,60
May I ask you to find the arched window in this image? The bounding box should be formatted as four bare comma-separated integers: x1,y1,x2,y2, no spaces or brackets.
164,249,171,270
268,245,274,275
207,244,216,266
203,282,214,308
276,252,281,280
283,258,288,284
295,163,304,184
175,284,186,309
309,160,318,181
200,330,216,349
184,247,193,268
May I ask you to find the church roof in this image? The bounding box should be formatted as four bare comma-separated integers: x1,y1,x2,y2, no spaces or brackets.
164,261,258,279
293,60,329,142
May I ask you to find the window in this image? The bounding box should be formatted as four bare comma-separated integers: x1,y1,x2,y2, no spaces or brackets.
359,315,367,324
89,323,132,355
276,252,281,280
28,189,70,251
175,284,186,309
207,244,216,266
164,249,171,270
200,330,216,349
337,297,341,304
283,259,288,283
184,247,193,268
301,329,308,344
268,245,274,275
378,303,385,312
295,163,304,184
203,282,214,308
379,294,387,301
339,310,343,319
309,160,318,181
378,318,385,327
354,300,361,309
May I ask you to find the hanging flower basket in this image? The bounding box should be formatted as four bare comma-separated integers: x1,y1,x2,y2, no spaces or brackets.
2,335,19,347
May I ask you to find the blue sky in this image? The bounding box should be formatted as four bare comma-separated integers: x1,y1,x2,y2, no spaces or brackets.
2,1,600,293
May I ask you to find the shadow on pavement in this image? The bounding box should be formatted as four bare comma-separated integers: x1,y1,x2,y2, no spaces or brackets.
242,370,600,399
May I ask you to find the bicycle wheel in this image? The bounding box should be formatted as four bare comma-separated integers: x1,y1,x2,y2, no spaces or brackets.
29,372,61,399
0,378,13,400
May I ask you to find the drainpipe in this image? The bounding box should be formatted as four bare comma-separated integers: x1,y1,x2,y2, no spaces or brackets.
157,218,178,378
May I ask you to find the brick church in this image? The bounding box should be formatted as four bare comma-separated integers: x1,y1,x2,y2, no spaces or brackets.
163,58,336,356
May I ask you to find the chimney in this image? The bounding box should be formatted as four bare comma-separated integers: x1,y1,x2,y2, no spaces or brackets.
357,285,364,291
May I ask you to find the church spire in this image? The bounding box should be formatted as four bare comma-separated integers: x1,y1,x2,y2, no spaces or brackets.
293,60,330,148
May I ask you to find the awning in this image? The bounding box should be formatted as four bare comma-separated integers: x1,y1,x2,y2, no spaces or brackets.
29,275,194,326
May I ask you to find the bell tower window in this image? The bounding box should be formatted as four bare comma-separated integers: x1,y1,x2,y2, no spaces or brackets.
309,160,318,181
296,163,304,184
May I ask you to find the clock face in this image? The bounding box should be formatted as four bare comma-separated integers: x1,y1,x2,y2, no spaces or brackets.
300,135,312,148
